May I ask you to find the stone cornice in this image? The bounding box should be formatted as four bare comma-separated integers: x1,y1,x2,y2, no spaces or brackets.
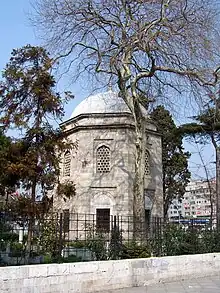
60,112,133,127
62,123,161,137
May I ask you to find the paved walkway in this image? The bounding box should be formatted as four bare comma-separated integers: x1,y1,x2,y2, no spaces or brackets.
108,275,220,293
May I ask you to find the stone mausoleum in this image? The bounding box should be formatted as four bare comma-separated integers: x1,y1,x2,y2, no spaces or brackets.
54,91,163,231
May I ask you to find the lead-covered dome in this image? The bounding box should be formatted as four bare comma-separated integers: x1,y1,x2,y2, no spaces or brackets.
70,91,132,119
70,91,148,119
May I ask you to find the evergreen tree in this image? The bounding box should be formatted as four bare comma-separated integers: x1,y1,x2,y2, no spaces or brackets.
0,45,76,261
150,106,191,218
0,131,18,200
179,103,220,227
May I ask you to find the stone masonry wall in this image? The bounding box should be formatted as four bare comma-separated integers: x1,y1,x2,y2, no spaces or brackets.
1,253,220,293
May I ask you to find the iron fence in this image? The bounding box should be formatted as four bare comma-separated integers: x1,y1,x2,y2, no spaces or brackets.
0,212,219,266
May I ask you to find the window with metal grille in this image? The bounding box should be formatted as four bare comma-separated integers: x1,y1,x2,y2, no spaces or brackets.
64,151,71,176
96,208,110,232
144,150,150,176
96,145,110,173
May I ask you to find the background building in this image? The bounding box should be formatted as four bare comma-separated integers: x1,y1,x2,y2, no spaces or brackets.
168,179,216,222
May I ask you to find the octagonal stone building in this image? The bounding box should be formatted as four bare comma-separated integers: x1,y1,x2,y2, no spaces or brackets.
54,91,163,231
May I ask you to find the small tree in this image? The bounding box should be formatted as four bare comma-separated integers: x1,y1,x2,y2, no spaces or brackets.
150,106,191,218
179,99,220,228
0,45,76,262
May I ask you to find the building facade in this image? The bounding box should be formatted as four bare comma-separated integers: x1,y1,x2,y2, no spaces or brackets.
168,180,216,222
53,91,163,231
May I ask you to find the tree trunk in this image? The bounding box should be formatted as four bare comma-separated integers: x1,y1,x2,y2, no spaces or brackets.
163,197,169,222
132,99,146,239
216,147,220,230
25,85,41,263
196,139,214,228
25,182,36,264
211,135,220,230
117,55,146,238
133,134,145,238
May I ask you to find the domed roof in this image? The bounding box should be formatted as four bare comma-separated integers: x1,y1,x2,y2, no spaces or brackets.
70,91,148,119
70,91,131,119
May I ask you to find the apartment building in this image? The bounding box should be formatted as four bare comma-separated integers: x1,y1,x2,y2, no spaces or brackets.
168,180,216,221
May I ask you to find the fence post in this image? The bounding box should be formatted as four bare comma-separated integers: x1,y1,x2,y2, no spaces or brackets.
58,213,63,257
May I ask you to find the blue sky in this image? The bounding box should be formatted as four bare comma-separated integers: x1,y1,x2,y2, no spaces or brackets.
0,0,215,180
0,0,88,120
0,1,37,68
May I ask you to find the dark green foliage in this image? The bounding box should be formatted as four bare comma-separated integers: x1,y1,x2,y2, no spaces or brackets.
0,45,77,244
150,106,191,218
68,240,87,248
0,45,76,263
121,242,151,259
108,225,123,260
0,45,67,129
0,132,21,198
0,45,76,206
9,242,25,258
200,229,220,253
37,216,60,257
0,220,19,244
159,224,220,256
162,225,199,256
86,231,107,261
179,106,220,141
43,254,82,264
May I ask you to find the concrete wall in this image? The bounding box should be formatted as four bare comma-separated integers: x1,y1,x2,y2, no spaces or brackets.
1,253,220,293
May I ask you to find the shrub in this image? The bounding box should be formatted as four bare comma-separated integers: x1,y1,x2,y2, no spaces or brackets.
108,225,123,260
121,241,151,259
86,231,108,261
68,240,87,248
37,217,61,257
43,254,82,264
9,242,25,257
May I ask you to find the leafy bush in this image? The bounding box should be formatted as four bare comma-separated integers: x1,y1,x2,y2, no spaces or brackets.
63,255,82,263
37,217,60,257
86,231,108,261
121,241,151,259
161,224,217,256
9,242,25,257
68,240,87,248
0,221,19,243
108,225,123,260
200,228,220,254
42,253,82,264
162,224,187,256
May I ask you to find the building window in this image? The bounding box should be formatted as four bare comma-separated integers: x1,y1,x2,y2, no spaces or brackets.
63,151,71,176
144,150,150,176
96,209,110,232
96,145,110,173
63,209,70,233
145,209,151,230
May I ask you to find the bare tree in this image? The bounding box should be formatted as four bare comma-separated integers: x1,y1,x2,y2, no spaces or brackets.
32,0,220,232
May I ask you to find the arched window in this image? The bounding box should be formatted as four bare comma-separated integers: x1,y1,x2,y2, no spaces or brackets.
96,145,110,173
63,151,71,176
144,150,150,176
